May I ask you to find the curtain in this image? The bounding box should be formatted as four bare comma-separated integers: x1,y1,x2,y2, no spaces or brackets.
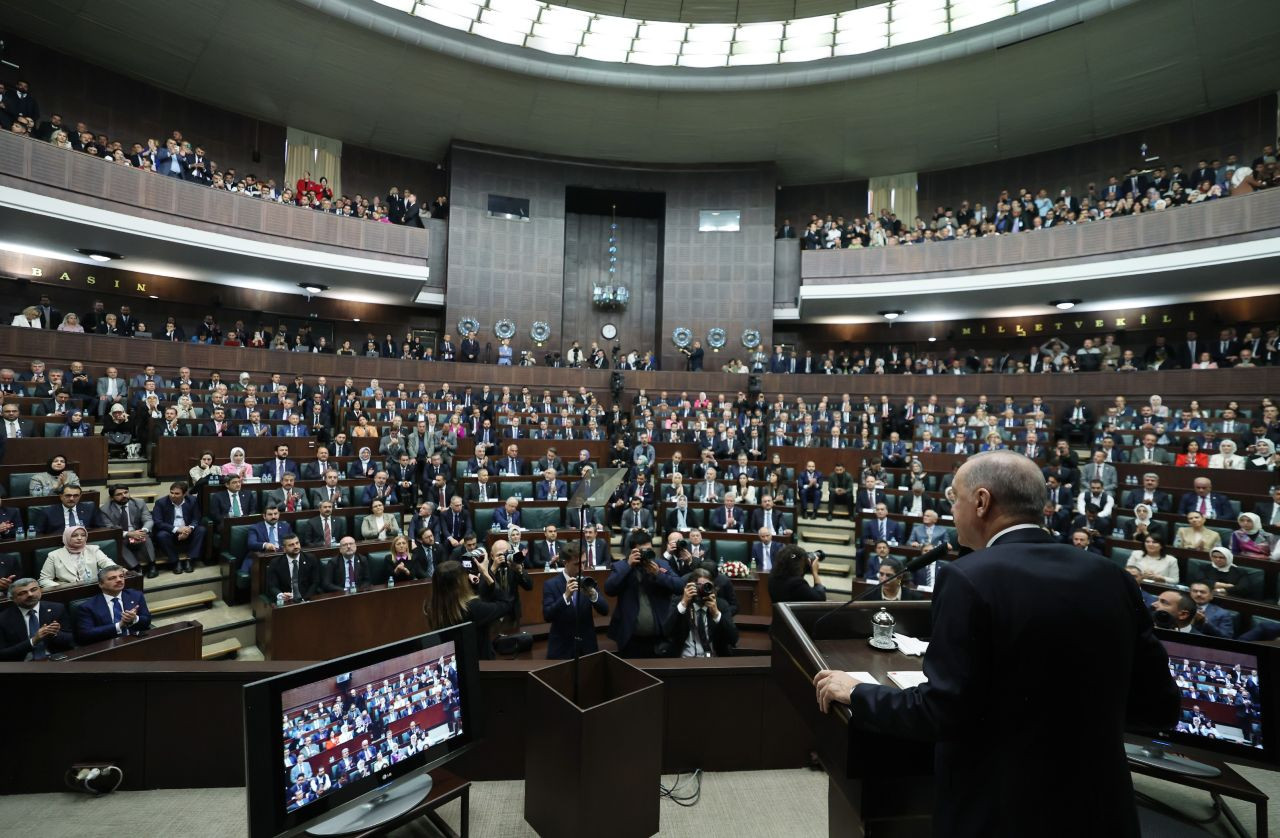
285,127,343,197
868,172,919,225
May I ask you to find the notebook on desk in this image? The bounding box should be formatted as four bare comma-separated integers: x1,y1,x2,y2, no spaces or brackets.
887,671,929,690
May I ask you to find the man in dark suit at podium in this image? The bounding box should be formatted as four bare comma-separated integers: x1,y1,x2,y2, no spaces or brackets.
814,450,1178,838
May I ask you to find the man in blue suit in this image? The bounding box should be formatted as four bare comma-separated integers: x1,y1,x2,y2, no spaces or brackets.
881,432,909,468
534,468,568,501
75,565,152,644
0,492,25,539
257,444,299,484
0,577,75,660
36,484,102,534
603,546,683,658
709,495,747,533
814,451,1177,838
1189,581,1237,637
1177,478,1233,520
151,482,206,574
797,461,823,519
861,502,903,550
243,506,296,572
543,544,609,659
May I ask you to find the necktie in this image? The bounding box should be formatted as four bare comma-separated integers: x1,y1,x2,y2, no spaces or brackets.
549,542,556,559
290,559,301,600
67,507,79,527
287,492,297,512
1199,498,1208,516
111,596,123,628
269,524,278,545
588,543,595,567
231,494,241,516
324,519,332,545
879,520,886,540
27,609,47,660
346,557,355,586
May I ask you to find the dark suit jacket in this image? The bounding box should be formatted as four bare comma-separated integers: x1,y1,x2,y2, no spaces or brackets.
861,517,904,545
662,596,738,657
1177,491,1233,518
749,508,791,534
37,501,101,534
75,589,152,644
246,520,296,557
1122,489,1173,514
530,540,566,569
603,557,683,650
0,599,74,660
0,507,22,538
321,553,369,592
151,496,202,533
709,506,747,533
543,572,610,659
209,490,259,523
844,527,1177,838
750,541,781,570
300,516,347,548
266,553,321,601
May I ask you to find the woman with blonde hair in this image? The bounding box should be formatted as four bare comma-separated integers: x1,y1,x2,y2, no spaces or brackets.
57,312,85,333
10,305,41,328
1174,511,1221,551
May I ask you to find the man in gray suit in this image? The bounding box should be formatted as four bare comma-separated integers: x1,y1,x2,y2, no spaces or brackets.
101,484,157,576
1080,450,1118,495
95,366,129,417
1129,432,1173,466
693,468,724,502
263,472,309,512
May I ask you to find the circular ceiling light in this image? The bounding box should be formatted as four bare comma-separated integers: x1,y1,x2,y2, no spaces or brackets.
298,283,329,294
1051,299,1082,310
878,310,905,320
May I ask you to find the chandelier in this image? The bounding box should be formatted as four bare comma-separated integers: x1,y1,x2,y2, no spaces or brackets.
592,204,629,311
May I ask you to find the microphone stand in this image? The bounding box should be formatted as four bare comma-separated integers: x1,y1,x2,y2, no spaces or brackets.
813,542,951,637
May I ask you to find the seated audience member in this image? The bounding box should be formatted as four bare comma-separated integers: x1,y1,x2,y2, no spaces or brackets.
620,497,654,550
908,509,950,549
37,483,101,534
543,543,610,660
1074,479,1115,529
152,482,205,574
0,577,75,660
861,502,903,550
665,495,695,532
767,544,826,603
1177,478,1232,519
1175,439,1209,468
438,497,472,550
709,494,746,533
321,536,370,592
402,527,441,580
1125,567,1157,607
750,494,792,536
209,474,258,524
862,539,898,582
221,447,254,480
1126,535,1179,584
580,523,612,569
101,484,156,577
266,535,320,604
1070,527,1105,557
1258,485,1280,528
1186,546,1262,601
1123,473,1173,513
347,447,378,479
751,527,782,571
265,472,310,512
825,463,854,520
29,454,80,498
865,556,925,602
1230,513,1273,559
1123,504,1167,543
360,499,400,541
188,450,220,487
493,497,521,530
310,470,349,509
664,567,739,658
1245,439,1276,470
243,506,295,570
604,546,683,658
359,471,398,506
1188,582,1237,638
38,525,115,589
300,500,345,548
75,565,152,644
1174,511,1221,552
1208,439,1245,470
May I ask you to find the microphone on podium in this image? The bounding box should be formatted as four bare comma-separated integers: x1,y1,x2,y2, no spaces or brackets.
813,542,951,634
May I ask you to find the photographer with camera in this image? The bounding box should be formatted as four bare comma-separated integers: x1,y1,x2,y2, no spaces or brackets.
767,545,827,603
543,543,610,659
424,547,512,659
664,568,739,658
605,546,684,658
490,537,532,629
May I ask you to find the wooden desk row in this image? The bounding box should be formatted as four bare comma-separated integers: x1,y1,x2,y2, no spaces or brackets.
3,436,108,481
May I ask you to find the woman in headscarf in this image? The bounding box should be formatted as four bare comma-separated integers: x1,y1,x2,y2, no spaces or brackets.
1123,503,1166,543
1208,439,1245,469
38,526,116,588
1230,513,1274,559
222,447,254,480
29,454,81,497
348,447,377,479
1148,394,1169,419
1246,439,1277,471
57,410,92,438
1188,546,1262,600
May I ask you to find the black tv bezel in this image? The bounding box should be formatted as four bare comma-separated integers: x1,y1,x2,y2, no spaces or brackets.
1149,628,1279,767
244,625,480,838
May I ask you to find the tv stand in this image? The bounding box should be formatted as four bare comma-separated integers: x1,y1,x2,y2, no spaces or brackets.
1126,738,1268,838
306,769,470,837
1125,741,1221,778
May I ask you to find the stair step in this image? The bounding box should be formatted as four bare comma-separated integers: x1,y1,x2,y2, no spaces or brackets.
145,562,223,593
817,559,854,578
201,638,242,660
800,530,850,545
236,644,266,662
149,590,216,616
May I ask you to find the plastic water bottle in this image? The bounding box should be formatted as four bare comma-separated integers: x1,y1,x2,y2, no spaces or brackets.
276,593,286,606
346,582,355,595
26,525,36,540
387,576,395,588
14,525,23,541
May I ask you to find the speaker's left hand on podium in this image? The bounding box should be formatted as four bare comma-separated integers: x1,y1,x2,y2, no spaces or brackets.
814,670,860,713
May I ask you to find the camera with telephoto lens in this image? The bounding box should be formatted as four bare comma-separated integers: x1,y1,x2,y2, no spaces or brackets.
675,539,691,555
580,576,598,590
462,546,485,570
638,547,656,565
807,549,826,564
695,579,715,602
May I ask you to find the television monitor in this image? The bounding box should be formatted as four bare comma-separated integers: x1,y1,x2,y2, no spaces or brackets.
1127,629,1278,776
244,626,480,837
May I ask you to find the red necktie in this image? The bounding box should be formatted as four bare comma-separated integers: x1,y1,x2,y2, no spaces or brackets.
324,519,332,545
1198,497,1207,515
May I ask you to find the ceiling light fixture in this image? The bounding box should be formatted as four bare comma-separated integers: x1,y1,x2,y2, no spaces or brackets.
1051,299,1082,310
298,283,328,294
878,310,904,320
928,336,937,342
76,249,122,262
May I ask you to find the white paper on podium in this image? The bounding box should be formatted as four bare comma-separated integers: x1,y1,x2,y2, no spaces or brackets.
893,633,929,656
844,671,880,685
887,671,929,690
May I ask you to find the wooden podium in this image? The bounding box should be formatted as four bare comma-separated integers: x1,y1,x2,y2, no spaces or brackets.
772,601,936,838
524,652,663,838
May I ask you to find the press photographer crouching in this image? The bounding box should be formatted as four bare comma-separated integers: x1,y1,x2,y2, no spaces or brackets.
490,537,532,630
767,545,827,603
663,568,739,658
605,546,683,658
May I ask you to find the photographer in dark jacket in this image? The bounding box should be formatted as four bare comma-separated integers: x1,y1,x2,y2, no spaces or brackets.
663,567,738,657
423,549,512,660
767,545,827,602
604,546,683,657
490,537,533,629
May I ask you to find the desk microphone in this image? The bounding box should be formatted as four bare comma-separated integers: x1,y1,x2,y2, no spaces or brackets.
813,542,950,633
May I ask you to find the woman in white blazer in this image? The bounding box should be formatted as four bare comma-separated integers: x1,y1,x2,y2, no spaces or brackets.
10,305,41,328
1208,439,1245,470
39,526,116,588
